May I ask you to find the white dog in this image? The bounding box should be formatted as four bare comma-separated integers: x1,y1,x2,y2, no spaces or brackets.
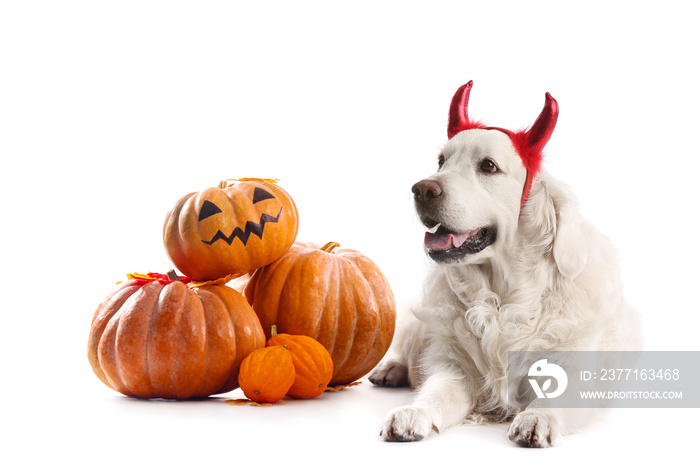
368,81,642,447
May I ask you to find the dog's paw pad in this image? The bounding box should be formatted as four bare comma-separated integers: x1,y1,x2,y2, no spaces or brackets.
380,406,433,442
368,360,409,387
508,411,556,448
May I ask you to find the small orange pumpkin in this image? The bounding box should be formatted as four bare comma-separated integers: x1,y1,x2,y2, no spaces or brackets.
267,327,333,399
163,179,299,281
244,242,396,386
88,272,265,399
238,346,296,403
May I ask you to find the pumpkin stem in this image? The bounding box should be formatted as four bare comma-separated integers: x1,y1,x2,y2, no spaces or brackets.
228,177,279,184
320,242,340,253
218,180,228,189
271,325,278,338
166,270,181,282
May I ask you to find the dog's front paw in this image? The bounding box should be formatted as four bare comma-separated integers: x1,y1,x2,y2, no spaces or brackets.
368,360,409,387
507,411,557,448
380,406,437,442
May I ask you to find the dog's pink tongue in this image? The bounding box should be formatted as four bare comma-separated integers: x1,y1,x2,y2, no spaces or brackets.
424,231,472,250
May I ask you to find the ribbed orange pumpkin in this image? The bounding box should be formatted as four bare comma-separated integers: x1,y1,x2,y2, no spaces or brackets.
88,273,265,399
238,346,296,403
243,242,396,386
163,179,299,281
267,330,333,399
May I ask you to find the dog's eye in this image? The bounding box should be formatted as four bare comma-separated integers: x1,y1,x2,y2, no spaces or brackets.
438,155,445,169
480,159,498,174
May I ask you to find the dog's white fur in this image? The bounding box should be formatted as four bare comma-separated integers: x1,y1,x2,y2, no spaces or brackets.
369,129,642,446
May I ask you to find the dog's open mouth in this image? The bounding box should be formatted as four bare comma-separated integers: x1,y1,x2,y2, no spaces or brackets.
424,224,496,262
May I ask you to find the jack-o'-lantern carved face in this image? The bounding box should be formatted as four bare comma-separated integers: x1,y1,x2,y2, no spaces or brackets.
197,186,282,246
163,179,299,282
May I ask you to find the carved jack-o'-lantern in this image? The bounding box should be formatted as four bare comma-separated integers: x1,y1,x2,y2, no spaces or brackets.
163,179,299,281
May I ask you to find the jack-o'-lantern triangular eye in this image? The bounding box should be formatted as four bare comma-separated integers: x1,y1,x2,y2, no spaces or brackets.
253,187,275,204
198,200,222,221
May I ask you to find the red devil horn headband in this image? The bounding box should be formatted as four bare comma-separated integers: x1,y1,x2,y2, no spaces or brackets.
447,81,481,138
447,80,559,212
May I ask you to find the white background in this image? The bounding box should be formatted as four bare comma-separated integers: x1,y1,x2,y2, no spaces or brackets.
2,1,698,464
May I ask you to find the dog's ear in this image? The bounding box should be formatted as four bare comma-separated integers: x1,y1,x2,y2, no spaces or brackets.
522,173,588,279
552,199,588,279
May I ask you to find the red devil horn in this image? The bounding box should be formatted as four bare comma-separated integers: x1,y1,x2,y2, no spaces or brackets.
447,81,479,139
524,92,559,154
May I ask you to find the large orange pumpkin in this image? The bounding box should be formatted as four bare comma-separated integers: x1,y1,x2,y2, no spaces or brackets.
243,242,396,386
163,179,299,281
88,273,265,399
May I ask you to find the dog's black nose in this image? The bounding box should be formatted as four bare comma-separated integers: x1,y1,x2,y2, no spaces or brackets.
412,180,443,202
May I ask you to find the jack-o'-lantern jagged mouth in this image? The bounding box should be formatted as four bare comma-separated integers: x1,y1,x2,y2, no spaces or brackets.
201,207,283,246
